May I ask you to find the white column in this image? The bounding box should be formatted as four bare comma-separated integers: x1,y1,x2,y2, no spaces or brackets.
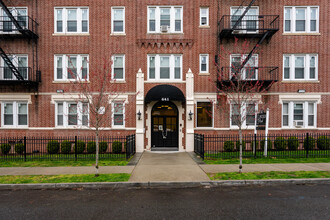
186,68,194,152
136,68,145,152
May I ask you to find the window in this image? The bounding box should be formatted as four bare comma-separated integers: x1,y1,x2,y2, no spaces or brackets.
112,102,125,127
197,102,213,127
200,8,209,26
112,55,125,80
231,102,257,127
55,8,89,33
111,7,125,34
148,6,182,33
0,7,28,32
55,102,89,127
282,101,316,128
54,55,89,81
148,55,182,81
231,54,258,80
284,6,319,33
199,54,209,73
283,54,317,80
1,102,28,127
1,55,28,80
231,7,259,33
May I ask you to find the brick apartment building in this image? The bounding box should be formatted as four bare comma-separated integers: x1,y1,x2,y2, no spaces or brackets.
0,0,329,152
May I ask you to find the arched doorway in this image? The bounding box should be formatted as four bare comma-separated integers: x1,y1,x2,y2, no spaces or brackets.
151,101,178,150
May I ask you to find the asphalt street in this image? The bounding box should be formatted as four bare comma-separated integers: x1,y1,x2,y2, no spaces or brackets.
0,184,329,220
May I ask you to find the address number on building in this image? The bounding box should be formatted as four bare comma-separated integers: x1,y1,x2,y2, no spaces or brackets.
161,98,170,101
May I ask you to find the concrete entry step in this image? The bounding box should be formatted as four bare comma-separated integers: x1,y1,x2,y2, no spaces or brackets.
129,151,210,182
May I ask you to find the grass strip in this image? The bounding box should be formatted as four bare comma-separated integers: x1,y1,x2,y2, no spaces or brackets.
0,173,130,184
208,171,330,181
0,159,129,167
204,157,330,164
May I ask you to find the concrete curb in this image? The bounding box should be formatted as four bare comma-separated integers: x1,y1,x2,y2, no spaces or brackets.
0,178,329,191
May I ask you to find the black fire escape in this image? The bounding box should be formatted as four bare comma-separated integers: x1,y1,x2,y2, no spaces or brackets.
217,0,279,91
0,0,40,91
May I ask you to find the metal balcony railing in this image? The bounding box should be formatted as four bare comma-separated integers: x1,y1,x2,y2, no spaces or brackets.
219,15,279,39
0,67,40,85
0,16,38,39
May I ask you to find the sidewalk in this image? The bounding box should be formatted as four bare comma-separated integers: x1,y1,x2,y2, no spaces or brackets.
0,152,329,179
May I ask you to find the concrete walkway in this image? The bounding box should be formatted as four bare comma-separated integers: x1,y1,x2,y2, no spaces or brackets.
128,152,210,182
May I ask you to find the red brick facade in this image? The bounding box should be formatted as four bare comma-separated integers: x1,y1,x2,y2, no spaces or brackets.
0,0,329,151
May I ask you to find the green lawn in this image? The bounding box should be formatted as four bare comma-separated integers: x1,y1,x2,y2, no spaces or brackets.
0,174,130,184
0,159,129,167
204,157,330,164
208,171,330,181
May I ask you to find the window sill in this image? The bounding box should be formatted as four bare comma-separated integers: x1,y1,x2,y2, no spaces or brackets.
147,32,184,35
54,127,90,130
52,33,90,36
195,127,214,130
0,127,28,129
110,33,126,36
281,127,317,130
281,80,319,84
144,80,186,83
282,33,320,36
52,81,90,84
199,72,210,76
199,25,210,29
110,80,126,83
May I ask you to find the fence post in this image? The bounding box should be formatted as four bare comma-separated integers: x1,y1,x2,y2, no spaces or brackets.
254,133,257,159
306,133,309,158
75,136,78,161
126,135,129,160
24,136,27,162
201,134,205,160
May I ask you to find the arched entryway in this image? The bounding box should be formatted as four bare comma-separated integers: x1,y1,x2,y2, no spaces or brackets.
151,101,178,151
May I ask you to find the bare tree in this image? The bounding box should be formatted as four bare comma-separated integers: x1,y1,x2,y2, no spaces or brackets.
214,39,276,173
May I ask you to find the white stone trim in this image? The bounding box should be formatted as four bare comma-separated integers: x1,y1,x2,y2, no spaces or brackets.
278,94,322,104
0,94,32,104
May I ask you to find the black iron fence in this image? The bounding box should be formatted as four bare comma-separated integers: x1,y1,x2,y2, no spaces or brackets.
195,133,330,160
0,135,136,161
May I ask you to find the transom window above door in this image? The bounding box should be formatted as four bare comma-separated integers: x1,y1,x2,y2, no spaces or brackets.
148,55,182,81
148,6,183,33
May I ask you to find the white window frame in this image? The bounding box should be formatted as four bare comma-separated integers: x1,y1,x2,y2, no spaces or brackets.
200,7,209,26
230,6,259,33
147,54,182,81
111,7,125,34
196,101,214,128
282,101,317,128
147,6,183,33
54,7,89,34
283,54,318,81
284,6,319,33
1,54,28,80
111,55,125,81
199,54,209,73
112,101,125,128
0,7,28,34
230,102,258,128
54,55,89,81
1,101,28,128
55,101,89,128
230,54,258,80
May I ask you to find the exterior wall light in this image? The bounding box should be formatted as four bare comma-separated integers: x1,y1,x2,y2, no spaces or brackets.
189,110,194,120
137,110,142,120
297,89,306,93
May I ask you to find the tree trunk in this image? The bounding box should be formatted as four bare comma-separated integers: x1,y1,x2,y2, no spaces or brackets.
239,126,243,173
95,128,99,177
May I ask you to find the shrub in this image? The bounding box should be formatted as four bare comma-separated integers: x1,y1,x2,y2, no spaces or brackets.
99,141,108,153
224,141,235,152
87,141,96,154
274,137,287,151
61,140,72,154
287,136,299,150
47,140,60,154
304,137,316,150
76,140,86,154
317,136,330,150
260,139,272,151
15,143,25,154
112,141,122,154
1,143,11,155
235,140,246,151
251,141,259,150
